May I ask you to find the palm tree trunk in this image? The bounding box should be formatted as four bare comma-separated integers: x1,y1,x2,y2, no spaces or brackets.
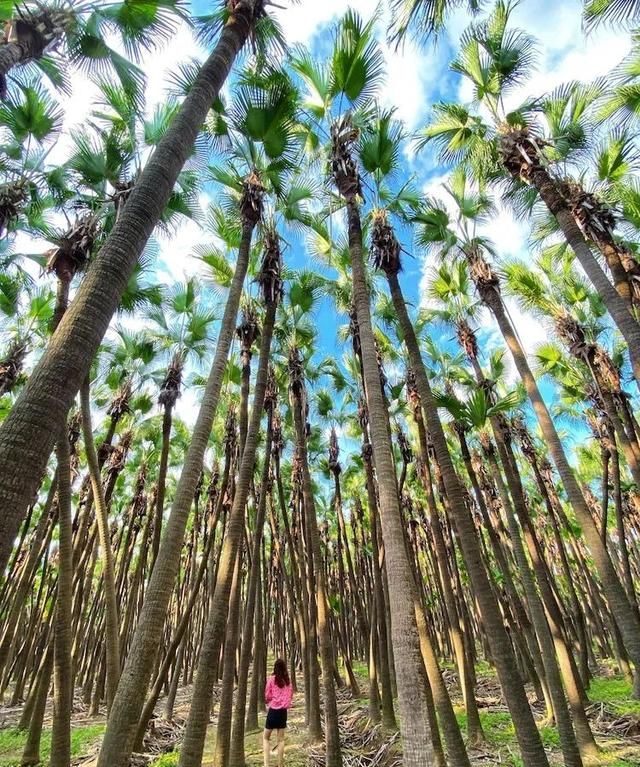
385,271,550,766
528,167,640,390
489,430,586,766
178,299,277,767
49,430,73,767
214,550,244,767
0,2,260,574
347,201,436,767
80,378,120,712
290,365,342,766
0,42,29,81
486,289,640,697
151,402,174,572
229,412,273,767
96,216,256,767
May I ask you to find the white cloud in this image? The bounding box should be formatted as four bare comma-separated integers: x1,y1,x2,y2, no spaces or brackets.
449,0,630,109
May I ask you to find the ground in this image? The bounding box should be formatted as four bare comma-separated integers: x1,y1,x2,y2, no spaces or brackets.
0,664,638,766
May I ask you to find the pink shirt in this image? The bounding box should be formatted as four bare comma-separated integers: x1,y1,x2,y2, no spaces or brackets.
265,675,293,710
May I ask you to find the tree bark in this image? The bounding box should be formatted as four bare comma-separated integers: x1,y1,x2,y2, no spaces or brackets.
347,201,436,767
80,379,120,711
385,271,549,766
178,300,277,767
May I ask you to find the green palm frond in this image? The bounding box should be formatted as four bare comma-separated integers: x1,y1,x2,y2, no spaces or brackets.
330,10,385,109
388,0,484,46
583,0,640,31
359,108,405,184
0,79,63,143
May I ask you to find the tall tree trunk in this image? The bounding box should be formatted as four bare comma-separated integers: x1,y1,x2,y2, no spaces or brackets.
178,293,278,767
0,1,261,574
484,286,640,697
290,350,342,766
229,404,273,767
384,270,549,766
502,141,640,389
50,430,73,767
96,210,259,767
151,402,174,572
80,378,120,711
346,201,436,767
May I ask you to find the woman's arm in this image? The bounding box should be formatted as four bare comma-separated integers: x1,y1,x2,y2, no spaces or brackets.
264,678,272,705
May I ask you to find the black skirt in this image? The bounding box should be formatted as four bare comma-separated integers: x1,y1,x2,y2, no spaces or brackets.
266,707,288,730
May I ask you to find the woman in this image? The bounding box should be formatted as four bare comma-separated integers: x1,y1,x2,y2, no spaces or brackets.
263,658,293,767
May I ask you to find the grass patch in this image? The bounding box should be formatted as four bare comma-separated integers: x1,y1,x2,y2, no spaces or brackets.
588,678,640,715
150,754,179,767
0,723,104,766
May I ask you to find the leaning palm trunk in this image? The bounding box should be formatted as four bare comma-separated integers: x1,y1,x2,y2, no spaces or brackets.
499,129,640,391
0,0,265,576
96,188,262,767
80,379,120,712
384,270,549,765
229,378,275,767
473,257,640,697
178,231,282,767
488,428,585,766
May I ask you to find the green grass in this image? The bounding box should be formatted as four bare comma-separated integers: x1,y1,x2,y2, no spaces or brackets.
588,677,640,715
0,723,104,767
149,754,179,767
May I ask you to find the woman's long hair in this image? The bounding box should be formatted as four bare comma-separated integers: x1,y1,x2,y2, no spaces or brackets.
273,658,290,688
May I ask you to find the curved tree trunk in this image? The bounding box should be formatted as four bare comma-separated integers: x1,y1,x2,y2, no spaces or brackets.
528,167,640,390
0,2,260,575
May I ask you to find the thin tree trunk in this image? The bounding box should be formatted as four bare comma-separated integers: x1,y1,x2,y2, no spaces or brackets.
80,378,120,711
178,298,277,767
486,289,640,697
50,431,73,767
97,214,257,767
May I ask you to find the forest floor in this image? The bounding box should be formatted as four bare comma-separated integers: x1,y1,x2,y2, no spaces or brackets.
0,664,638,766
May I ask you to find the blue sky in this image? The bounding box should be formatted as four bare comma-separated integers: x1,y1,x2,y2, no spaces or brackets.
180,2,631,456
14,0,630,467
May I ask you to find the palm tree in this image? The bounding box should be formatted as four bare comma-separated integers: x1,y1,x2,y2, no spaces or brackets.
147,278,217,569
583,0,640,29
317,11,441,764
0,0,272,576
415,147,640,693
387,0,481,45
0,0,186,99
95,162,265,766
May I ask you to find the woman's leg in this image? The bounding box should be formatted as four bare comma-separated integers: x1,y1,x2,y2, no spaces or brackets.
277,729,285,767
263,729,272,767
